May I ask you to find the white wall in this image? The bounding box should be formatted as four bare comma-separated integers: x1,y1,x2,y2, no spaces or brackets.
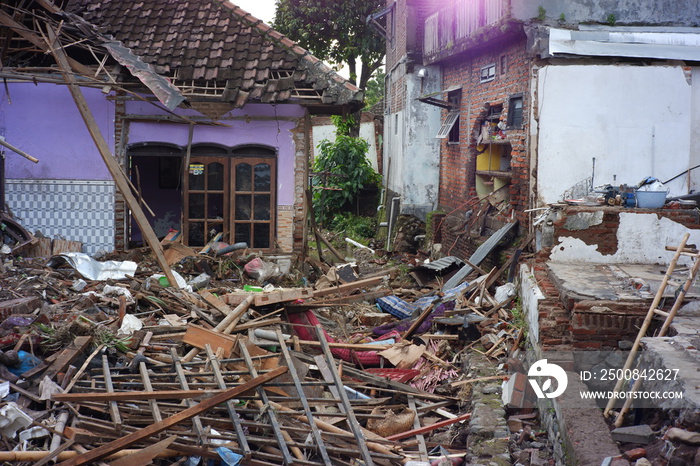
536,64,696,203
548,211,700,265
312,122,379,172
384,65,442,220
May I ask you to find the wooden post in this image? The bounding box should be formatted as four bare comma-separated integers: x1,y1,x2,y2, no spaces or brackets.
45,26,178,288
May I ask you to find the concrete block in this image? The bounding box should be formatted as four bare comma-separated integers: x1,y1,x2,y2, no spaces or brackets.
611,425,655,445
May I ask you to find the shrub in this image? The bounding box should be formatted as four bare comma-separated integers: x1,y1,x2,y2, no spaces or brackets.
331,212,377,241
312,135,381,225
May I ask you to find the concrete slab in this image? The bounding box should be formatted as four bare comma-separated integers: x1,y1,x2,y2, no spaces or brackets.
556,372,621,465
639,335,700,426
547,262,700,303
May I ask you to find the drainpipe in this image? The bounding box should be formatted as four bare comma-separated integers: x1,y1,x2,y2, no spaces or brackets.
387,196,401,251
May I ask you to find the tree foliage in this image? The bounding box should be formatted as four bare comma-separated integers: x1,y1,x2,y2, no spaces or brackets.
312,135,381,224
273,0,385,91
363,69,385,110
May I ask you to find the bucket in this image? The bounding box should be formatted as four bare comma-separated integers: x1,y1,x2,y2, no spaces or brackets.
635,190,667,208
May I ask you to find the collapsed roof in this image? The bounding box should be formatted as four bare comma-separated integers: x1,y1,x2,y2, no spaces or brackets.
1,0,364,113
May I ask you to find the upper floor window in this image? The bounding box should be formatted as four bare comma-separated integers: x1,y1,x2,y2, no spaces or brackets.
436,89,461,143
480,64,496,83
507,95,524,128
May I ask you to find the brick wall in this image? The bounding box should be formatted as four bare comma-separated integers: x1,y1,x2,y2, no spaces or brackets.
291,113,309,253
277,206,294,252
436,34,530,251
114,94,127,251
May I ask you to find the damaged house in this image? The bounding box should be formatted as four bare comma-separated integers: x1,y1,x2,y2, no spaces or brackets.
382,1,700,463
0,0,363,256
383,0,700,255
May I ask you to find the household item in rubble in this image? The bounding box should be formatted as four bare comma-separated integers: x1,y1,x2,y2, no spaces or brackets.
635,190,667,208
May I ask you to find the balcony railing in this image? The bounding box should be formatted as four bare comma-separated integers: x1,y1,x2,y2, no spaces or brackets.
424,0,508,58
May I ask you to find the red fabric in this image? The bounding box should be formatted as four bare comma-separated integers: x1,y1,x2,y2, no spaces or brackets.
287,310,383,366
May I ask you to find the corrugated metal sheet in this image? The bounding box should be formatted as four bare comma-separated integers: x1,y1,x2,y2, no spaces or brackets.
456,0,480,39
424,12,440,56
485,0,505,25
443,221,517,290
415,256,465,272
549,27,700,61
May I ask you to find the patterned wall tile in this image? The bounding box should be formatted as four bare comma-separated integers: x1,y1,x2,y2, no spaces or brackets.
6,180,115,256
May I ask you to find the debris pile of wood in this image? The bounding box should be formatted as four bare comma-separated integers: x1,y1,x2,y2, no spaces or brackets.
0,224,533,465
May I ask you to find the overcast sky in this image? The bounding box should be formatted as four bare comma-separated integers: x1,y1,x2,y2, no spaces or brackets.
229,0,277,24
227,0,354,79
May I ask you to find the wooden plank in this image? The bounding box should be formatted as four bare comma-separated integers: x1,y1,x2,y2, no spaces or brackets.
312,276,385,298
183,325,237,356
275,330,332,464
402,303,436,340
46,26,178,289
55,366,288,466
198,290,232,316
62,344,104,393
254,288,313,306
23,237,52,258
238,341,295,465
108,435,177,466
43,336,92,381
102,355,122,431
204,345,251,460
52,239,82,255
170,348,205,442
53,389,233,402
408,396,429,461
181,295,254,363
386,412,471,441
310,289,391,305
314,325,375,466
314,228,345,262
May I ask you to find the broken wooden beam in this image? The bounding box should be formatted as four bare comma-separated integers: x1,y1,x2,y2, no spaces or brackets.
312,276,386,298
45,26,178,288
55,366,288,466
386,412,472,441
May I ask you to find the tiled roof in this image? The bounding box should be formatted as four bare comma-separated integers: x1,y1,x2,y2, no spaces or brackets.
64,0,363,108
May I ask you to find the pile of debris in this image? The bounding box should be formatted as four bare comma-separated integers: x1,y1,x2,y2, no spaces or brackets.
0,228,538,465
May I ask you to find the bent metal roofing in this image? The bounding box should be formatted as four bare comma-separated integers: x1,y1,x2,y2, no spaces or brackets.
63,0,363,108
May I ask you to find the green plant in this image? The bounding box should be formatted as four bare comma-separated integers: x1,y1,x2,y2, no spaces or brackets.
330,115,356,137
537,6,546,21
331,212,377,241
509,299,529,343
312,136,381,225
559,13,566,22
607,13,616,25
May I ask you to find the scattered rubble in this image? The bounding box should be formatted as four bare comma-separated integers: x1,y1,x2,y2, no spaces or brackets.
0,225,557,465
2,223,698,466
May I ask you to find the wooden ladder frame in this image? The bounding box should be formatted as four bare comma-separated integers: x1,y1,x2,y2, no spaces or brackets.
603,232,700,426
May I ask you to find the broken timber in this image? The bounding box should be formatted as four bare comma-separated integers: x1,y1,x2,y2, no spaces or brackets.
45,25,178,288
55,366,288,466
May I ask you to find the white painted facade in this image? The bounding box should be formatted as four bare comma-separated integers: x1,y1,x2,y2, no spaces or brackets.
384,66,442,220
312,121,380,172
535,64,700,203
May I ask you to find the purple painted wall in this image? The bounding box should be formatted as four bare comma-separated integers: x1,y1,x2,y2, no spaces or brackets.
2,83,304,207
1,82,114,180
126,102,304,205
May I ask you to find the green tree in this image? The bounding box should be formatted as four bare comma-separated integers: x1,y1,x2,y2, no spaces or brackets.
363,69,385,110
274,0,385,134
312,135,381,225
